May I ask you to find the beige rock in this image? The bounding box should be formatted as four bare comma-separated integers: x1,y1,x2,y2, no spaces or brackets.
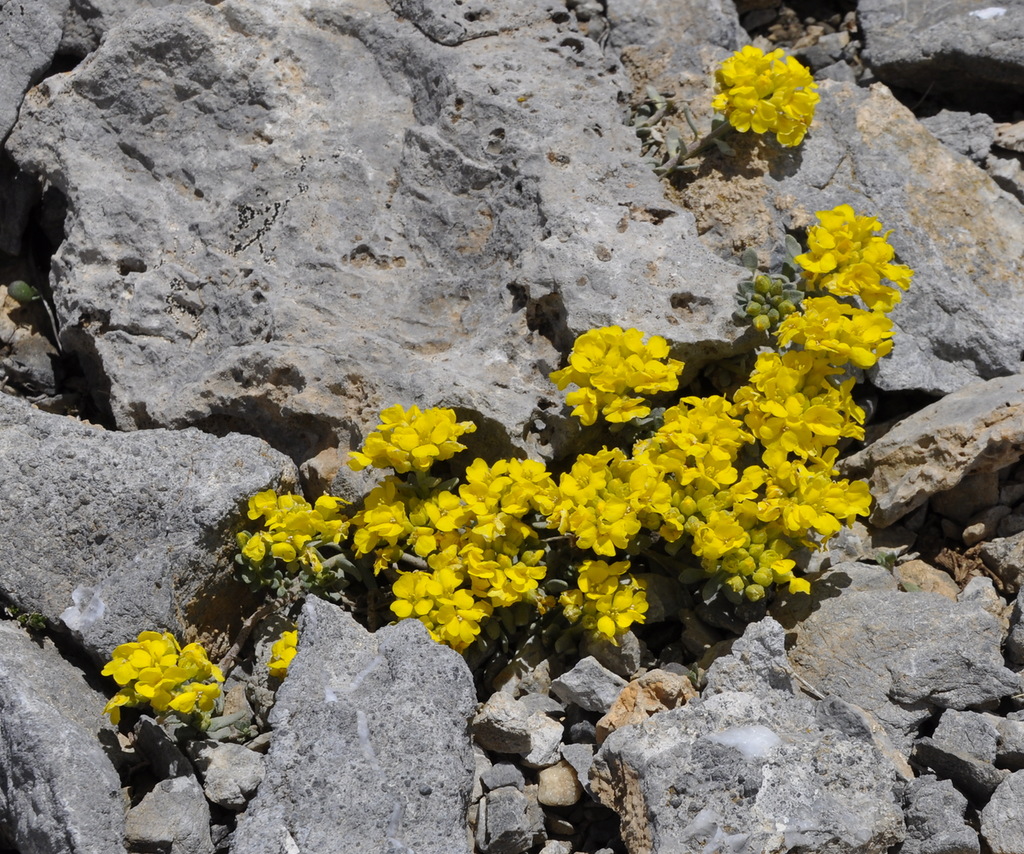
537,760,582,807
596,668,697,744
842,374,1024,527
895,560,959,600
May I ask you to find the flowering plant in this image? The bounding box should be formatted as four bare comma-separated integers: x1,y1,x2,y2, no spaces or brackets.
101,631,224,727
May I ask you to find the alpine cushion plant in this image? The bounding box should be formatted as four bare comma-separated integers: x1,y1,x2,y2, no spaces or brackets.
231,210,911,651
101,631,224,727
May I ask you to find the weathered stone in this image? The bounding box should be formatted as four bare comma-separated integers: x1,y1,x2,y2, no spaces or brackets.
595,668,697,743
900,775,980,854
920,110,997,164
787,587,1020,750
187,741,265,810
957,577,1009,630
995,716,1024,770
592,688,905,854
895,560,960,600
963,506,1012,546
0,392,294,663
480,762,526,794
0,622,125,854
981,771,1024,854
931,470,1002,524
125,775,213,854
842,374,1024,527
537,760,582,807
472,691,564,768
134,716,193,780
913,710,1007,801
579,630,642,680
478,787,533,854
859,0,1024,111
551,656,628,714
1007,597,1024,666
231,598,476,854
0,0,65,141
704,615,796,695
979,530,1024,594
559,742,595,791
7,0,749,469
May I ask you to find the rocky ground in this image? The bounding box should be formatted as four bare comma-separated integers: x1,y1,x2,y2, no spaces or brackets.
2,0,1024,853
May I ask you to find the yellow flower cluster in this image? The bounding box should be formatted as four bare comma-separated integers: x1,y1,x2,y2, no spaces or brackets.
232,205,908,649
101,631,224,725
711,45,819,147
549,326,684,426
267,628,298,679
239,490,348,574
348,404,477,473
351,458,560,650
795,204,913,311
559,560,648,640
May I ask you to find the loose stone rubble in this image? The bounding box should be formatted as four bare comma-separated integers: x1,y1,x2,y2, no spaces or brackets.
1,0,1024,852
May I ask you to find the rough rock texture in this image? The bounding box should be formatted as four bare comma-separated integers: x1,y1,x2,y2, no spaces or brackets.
591,619,905,854
125,775,214,854
920,110,997,164
623,0,1024,397
0,392,295,662
980,530,1024,594
900,775,980,854
785,580,1020,751
6,0,750,469
231,597,477,854
472,691,564,768
0,622,124,854
981,771,1024,854
0,0,65,141
858,0,1024,111
842,374,1024,527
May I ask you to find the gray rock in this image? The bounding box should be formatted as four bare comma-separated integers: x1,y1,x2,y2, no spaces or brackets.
962,506,1012,547
956,577,1008,629
920,111,997,164
859,0,1024,111
480,762,526,793
931,470,1002,524
550,656,627,714
472,691,564,768
60,0,190,57
900,775,980,854
0,391,295,662
842,374,1024,528
6,0,749,468
477,786,533,854
231,598,476,854
188,741,265,810
704,616,795,695
787,588,1020,751
995,716,1024,770
981,770,1024,854
591,687,905,854
979,530,1024,594
0,622,125,854
135,716,193,780
0,0,65,141
986,152,1024,204
1006,596,1024,665
579,630,642,679
913,710,1007,801
560,742,595,791
125,774,213,854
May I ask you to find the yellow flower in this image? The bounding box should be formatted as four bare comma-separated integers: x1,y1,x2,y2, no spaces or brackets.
711,46,819,147
349,404,476,473
796,204,913,310
268,629,298,679
101,632,223,725
551,326,683,425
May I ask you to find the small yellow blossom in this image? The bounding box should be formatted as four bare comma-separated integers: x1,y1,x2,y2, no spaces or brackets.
101,631,223,725
711,46,819,147
349,404,476,473
268,629,298,679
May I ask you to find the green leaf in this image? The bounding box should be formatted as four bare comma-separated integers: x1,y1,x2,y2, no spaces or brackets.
784,233,802,260
7,281,39,303
740,248,759,272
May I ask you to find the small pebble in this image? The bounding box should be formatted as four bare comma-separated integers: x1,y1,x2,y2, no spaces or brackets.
537,760,582,807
